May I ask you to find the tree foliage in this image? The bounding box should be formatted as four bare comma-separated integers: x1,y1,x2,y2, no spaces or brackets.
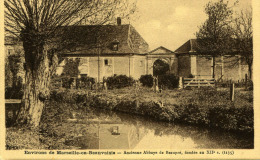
233,10,253,79
196,0,235,56
62,58,80,78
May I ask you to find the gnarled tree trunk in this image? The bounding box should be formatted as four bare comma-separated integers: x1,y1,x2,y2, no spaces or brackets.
16,48,51,129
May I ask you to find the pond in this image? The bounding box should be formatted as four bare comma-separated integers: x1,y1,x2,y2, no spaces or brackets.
63,107,253,149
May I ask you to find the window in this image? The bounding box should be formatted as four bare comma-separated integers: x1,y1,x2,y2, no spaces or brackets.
8,49,13,55
111,39,119,51
104,59,108,65
111,126,120,135
112,44,118,51
104,59,112,66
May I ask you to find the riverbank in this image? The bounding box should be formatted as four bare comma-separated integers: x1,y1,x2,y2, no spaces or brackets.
50,87,253,133
6,87,253,149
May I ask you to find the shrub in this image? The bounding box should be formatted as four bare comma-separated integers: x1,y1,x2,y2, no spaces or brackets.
6,127,45,150
139,74,179,89
61,76,74,89
188,74,194,78
178,104,209,125
246,80,253,91
209,106,253,133
158,74,179,89
139,75,153,87
106,75,134,89
50,75,62,89
78,76,96,89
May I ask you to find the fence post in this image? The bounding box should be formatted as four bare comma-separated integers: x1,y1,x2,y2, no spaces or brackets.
60,79,63,88
104,81,107,92
245,74,248,90
230,83,235,102
179,77,183,89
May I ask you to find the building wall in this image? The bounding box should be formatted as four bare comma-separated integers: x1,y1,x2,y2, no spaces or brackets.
190,55,249,81
60,54,249,82
114,56,131,77
222,56,248,82
178,54,191,77
196,56,212,78
169,56,178,75
132,55,146,79
190,55,197,76
61,55,146,81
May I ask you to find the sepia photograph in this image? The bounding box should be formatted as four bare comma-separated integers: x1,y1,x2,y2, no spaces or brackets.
1,0,259,159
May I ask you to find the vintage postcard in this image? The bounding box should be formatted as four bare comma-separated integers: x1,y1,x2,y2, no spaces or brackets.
0,0,260,159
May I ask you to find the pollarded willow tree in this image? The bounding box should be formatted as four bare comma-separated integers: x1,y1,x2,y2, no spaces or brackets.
195,0,236,78
5,0,136,128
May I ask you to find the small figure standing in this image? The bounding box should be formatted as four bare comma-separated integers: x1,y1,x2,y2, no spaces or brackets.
153,76,159,92
103,77,107,92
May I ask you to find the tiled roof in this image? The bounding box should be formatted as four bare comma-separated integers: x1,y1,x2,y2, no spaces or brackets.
59,24,149,55
174,39,197,54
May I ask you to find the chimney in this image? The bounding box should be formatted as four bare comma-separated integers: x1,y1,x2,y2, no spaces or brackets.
117,17,121,25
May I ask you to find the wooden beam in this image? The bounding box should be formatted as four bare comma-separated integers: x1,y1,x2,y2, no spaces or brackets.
5,99,21,104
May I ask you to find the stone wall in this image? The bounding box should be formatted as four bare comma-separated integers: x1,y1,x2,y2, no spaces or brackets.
177,54,191,77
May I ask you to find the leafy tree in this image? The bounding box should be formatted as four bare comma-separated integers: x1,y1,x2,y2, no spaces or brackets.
233,10,253,79
5,0,136,128
196,0,236,78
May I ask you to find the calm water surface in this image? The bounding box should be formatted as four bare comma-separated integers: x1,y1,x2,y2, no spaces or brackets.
66,107,253,149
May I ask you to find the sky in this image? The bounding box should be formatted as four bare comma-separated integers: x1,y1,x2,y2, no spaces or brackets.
129,0,252,51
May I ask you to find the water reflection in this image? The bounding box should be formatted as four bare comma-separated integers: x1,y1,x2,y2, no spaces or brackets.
65,108,253,149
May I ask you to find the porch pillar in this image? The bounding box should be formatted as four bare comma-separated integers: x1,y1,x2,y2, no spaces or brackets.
190,55,197,77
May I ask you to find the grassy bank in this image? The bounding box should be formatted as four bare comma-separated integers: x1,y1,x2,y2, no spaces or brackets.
6,86,253,149
50,87,253,133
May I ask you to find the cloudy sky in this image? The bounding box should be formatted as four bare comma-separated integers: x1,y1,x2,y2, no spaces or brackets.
130,0,252,51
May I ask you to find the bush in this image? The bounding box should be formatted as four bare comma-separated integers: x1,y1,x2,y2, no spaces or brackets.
61,76,74,89
246,80,253,91
139,75,153,87
158,74,179,89
106,75,134,89
50,75,62,89
51,75,96,90
209,106,253,132
139,74,179,89
78,76,96,89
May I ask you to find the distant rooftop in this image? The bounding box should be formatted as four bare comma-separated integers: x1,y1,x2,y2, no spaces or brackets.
174,39,197,54
58,24,149,55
